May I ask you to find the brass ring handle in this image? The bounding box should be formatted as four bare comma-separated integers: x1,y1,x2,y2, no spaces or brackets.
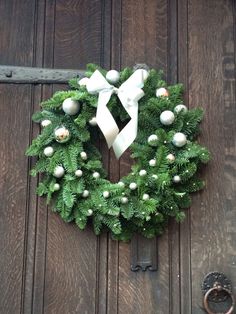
204,285,235,314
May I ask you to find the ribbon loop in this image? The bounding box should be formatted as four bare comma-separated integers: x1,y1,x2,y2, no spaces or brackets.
86,69,149,158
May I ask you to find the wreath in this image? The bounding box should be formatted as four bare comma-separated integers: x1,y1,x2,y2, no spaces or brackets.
26,64,210,241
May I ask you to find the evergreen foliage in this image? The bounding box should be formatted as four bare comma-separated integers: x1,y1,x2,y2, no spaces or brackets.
26,64,210,241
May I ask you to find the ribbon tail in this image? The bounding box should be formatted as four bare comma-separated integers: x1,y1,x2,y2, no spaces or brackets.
112,103,138,159
96,90,119,148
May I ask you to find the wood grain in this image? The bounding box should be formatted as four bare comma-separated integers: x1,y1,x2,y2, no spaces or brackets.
188,1,236,313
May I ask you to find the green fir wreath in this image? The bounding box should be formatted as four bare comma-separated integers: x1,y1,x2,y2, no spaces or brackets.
26,64,210,241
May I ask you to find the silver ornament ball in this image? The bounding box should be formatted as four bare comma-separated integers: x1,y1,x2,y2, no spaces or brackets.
62,98,80,115
89,117,97,126
142,193,150,201
156,87,169,97
93,172,100,179
80,151,87,160
172,132,187,147
166,153,175,163
148,134,159,146
129,182,137,190
149,159,156,167
160,110,175,125
139,169,147,176
54,126,70,143
121,197,128,204
118,181,125,188
106,70,120,84
174,104,188,113
41,119,52,127
44,146,54,157
82,190,89,198
78,77,90,86
103,191,110,198
173,175,181,183
75,169,83,177
87,209,93,216
53,183,60,191
53,166,65,178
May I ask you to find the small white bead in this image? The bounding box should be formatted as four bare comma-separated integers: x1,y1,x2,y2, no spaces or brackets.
148,134,158,146
160,110,175,125
174,104,188,113
106,70,120,84
75,169,83,177
129,182,137,190
103,191,110,198
93,172,100,179
118,181,125,187
43,146,54,157
89,117,97,126
80,152,87,160
173,175,181,183
41,119,51,127
166,153,175,163
139,169,147,176
149,159,156,167
53,183,60,191
87,209,93,216
121,197,128,204
156,87,169,97
142,193,150,201
53,166,65,178
82,190,89,198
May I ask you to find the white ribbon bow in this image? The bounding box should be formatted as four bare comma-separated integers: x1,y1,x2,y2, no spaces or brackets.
86,69,148,159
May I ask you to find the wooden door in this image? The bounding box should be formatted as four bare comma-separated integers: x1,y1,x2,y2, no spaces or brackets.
0,1,235,313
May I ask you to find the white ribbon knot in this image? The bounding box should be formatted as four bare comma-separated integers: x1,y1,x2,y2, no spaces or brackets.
86,69,148,159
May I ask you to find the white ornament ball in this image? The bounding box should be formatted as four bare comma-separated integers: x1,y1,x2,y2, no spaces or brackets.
87,209,93,216
53,166,65,178
166,153,175,163
103,191,110,198
53,183,60,191
80,152,87,160
139,169,147,176
93,172,100,179
89,117,97,126
152,174,158,179
148,134,159,146
121,197,128,204
160,110,175,125
172,132,187,147
43,146,54,157
62,98,80,115
106,70,120,84
118,181,125,188
174,104,188,113
142,193,150,201
41,119,51,127
149,159,156,167
173,175,181,183
75,169,83,177
78,77,90,86
82,190,89,198
156,87,169,97
129,182,137,190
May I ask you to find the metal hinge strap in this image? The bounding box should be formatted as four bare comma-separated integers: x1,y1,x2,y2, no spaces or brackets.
0,65,85,84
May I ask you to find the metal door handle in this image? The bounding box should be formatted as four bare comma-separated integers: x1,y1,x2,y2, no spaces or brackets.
202,272,235,314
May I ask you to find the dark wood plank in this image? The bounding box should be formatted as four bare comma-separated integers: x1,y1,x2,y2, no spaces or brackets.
41,1,105,313
0,85,33,314
117,1,170,313
188,1,236,313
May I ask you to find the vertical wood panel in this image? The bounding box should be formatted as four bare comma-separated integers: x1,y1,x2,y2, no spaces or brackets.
188,1,236,313
113,1,171,313
0,1,36,313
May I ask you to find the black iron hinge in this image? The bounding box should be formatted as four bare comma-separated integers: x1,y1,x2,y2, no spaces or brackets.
0,65,85,84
